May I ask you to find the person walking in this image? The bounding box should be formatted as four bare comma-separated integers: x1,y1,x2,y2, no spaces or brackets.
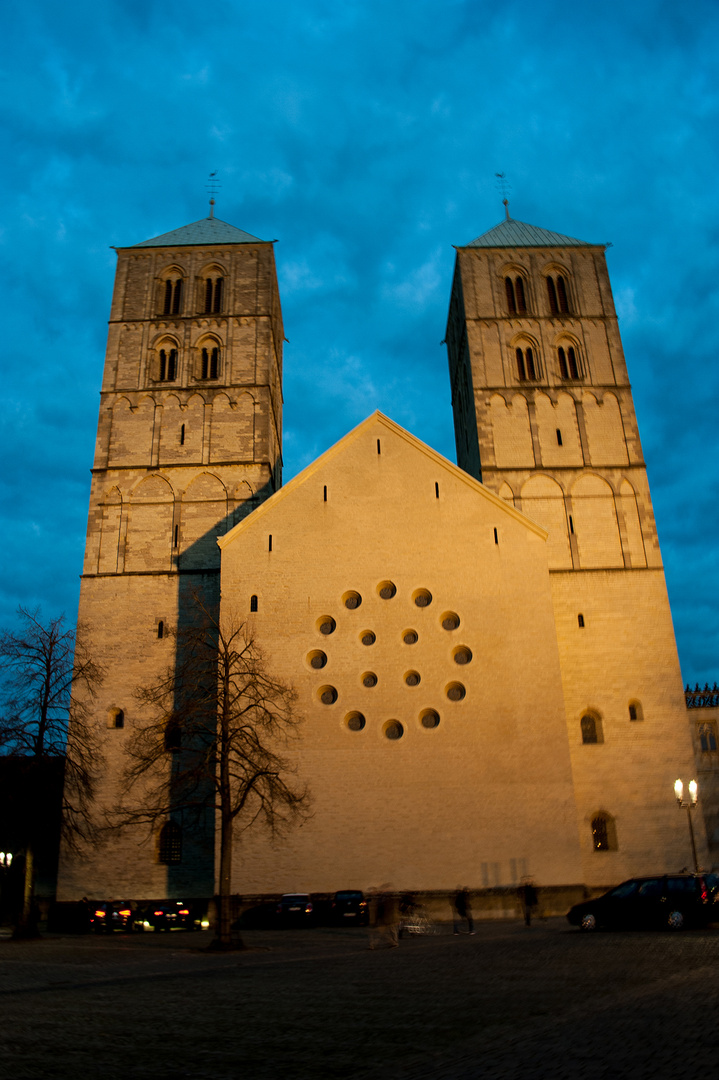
519,878,538,926
453,887,475,935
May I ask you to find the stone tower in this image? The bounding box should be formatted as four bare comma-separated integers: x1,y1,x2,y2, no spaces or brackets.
445,213,704,884
57,210,284,900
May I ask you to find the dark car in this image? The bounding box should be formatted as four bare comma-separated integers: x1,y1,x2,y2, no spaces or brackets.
331,890,368,925
567,873,719,931
136,901,209,932
89,901,134,933
276,893,314,926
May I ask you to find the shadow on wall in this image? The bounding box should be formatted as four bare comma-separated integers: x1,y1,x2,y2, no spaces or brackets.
165,477,275,899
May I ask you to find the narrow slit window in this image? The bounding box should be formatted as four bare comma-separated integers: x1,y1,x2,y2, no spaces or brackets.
157,620,164,640
377,439,381,455
172,279,183,315
578,613,585,628
213,277,224,313
567,346,579,379
180,424,185,446
167,349,177,381
557,275,569,313
323,485,327,502
435,482,440,499
558,347,569,379
174,524,179,547
164,280,173,314
525,347,536,380
250,595,258,613
515,277,527,312
516,348,527,381
505,277,517,314
494,527,498,545
159,349,167,381
569,515,574,534
268,534,272,552
547,276,559,314
556,428,563,446
204,278,213,313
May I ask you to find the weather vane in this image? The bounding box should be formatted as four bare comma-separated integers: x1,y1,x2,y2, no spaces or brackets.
206,171,221,218
495,172,511,220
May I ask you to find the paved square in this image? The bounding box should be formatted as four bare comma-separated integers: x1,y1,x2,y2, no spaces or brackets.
2,919,719,1079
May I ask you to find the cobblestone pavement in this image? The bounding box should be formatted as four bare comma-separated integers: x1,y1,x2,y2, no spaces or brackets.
1,919,719,1079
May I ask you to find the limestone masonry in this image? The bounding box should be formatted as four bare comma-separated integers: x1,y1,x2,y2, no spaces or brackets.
57,210,714,903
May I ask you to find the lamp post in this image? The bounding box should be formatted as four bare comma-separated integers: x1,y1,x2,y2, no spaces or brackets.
674,778,700,873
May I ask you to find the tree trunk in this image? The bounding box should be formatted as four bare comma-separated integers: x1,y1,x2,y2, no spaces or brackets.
14,845,39,939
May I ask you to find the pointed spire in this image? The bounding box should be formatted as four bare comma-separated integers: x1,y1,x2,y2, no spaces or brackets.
503,198,510,221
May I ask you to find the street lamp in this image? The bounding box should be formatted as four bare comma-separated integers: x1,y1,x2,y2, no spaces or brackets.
0,852,13,867
674,778,700,873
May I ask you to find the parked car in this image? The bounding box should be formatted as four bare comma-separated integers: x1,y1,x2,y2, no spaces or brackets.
89,901,134,933
331,890,368,925
135,901,209,932
567,873,719,931
276,893,314,926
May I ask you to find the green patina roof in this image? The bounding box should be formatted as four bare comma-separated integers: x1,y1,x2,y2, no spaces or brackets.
131,216,265,248
462,217,592,249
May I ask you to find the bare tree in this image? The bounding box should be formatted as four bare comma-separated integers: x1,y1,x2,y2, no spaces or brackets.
119,600,309,948
0,607,103,936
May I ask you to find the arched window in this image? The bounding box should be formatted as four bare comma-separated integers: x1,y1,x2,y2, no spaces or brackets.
581,714,599,744
628,700,643,722
158,347,177,382
505,276,528,315
699,721,718,753
250,595,258,612
107,707,124,729
516,346,536,381
547,274,571,315
201,345,220,380
158,821,182,864
164,719,181,752
557,345,580,380
591,813,617,851
203,276,224,314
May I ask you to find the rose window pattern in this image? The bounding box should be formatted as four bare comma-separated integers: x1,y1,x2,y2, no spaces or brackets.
305,582,472,739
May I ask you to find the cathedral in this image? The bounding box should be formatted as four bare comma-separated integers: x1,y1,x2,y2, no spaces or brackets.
57,205,709,906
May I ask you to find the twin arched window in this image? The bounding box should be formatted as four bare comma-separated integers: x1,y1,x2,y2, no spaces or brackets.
557,345,580,380
158,347,177,382
163,277,184,315
516,345,537,381
547,274,570,315
203,276,224,314
505,275,528,315
201,345,220,380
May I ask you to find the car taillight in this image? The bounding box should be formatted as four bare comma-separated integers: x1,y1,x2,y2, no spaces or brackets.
360,902,367,907
119,909,131,917
179,909,189,915
701,888,708,903
305,903,313,912
95,910,105,918
154,910,164,916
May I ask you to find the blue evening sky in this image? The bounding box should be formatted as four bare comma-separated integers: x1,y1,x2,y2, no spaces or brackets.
2,0,718,685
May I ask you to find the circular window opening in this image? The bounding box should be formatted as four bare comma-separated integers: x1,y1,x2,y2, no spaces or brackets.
346,711,366,732
403,630,418,645
441,612,460,631
318,616,336,635
446,682,466,702
362,672,378,688
343,591,362,610
453,646,473,665
361,631,376,646
378,581,397,600
405,671,421,687
384,720,404,741
318,685,338,705
413,589,432,608
421,709,440,730
307,650,327,669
